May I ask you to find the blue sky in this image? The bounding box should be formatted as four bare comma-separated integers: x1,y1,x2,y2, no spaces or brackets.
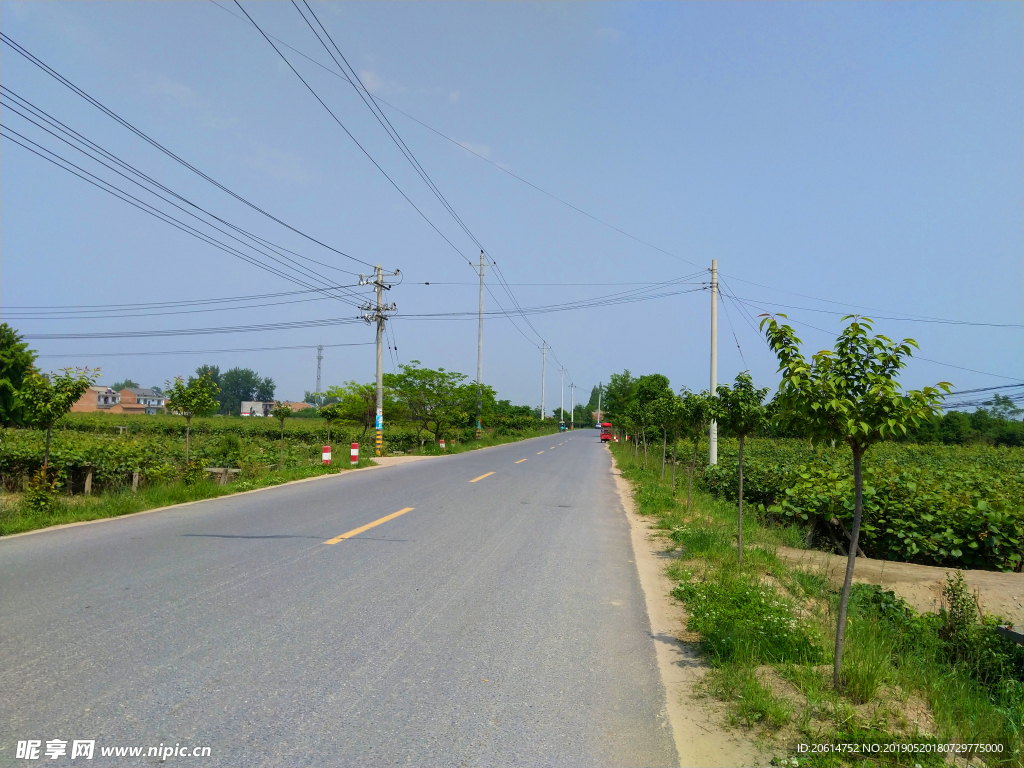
2,1,1021,409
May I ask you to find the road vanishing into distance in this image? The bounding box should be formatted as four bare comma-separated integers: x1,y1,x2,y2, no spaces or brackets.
2,434,678,767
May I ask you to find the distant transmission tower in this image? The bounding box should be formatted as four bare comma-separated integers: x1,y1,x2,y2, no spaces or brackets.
315,344,323,405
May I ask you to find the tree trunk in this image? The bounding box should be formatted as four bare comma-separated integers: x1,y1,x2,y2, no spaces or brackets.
737,434,745,564
834,447,865,690
670,430,678,495
327,421,331,446
661,428,667,480
687,441,699,510
643,432,649,469
279,423,285,471
185,415,192,462
44,425,52,470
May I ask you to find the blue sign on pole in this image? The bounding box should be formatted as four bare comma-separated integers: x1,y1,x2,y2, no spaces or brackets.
376,414,383,430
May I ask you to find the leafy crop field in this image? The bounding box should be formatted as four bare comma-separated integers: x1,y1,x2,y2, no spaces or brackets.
1,414,558,495
696,438,1023,572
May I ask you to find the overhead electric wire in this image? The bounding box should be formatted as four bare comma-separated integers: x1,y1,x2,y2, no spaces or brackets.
5,284,364,313
36,341,375,359
208,0,1018,332
21,283,707,340
718,289,747,369
0,125,364,309
726,292,1021,382
285,0,557,362
3,292,375,321
207,0,703,271
0,31,373,270
231,1,470,264
723,291,1022,329
1,86,364,280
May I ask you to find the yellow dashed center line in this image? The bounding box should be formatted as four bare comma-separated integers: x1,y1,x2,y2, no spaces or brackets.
469,472,495,483
324,507,415,545
537,451,544,454
515,459,527,464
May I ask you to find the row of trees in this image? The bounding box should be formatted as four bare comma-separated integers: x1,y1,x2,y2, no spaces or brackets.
192,365,275,416
604,316,952,691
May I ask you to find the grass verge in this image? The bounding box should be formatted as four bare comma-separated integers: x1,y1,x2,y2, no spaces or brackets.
610,441,1023,768
0,458,376,536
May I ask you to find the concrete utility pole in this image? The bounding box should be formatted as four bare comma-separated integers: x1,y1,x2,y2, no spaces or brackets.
569,383,576,430
559,367,566,429
475,250,485,439
709,258,719,466
359,264,398,457
540,343,548,419
315,344,323,405
597,383,602,424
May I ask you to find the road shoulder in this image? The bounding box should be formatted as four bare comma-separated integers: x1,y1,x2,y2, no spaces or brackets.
612,459,772,767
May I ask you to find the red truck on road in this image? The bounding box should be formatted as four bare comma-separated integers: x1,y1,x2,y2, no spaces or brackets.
600,422,613,442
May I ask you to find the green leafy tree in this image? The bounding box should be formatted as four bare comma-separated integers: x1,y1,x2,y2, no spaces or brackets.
762,314,949,690
603,370,638,422
165,373,221,461
383,361,473,445
111,379,140,391
19,367,100,468
217,368,275,415
323,381,402,439
192,365,221,388
714,372,770,564
678,388,715,508
0,323,37,427
271,402,292,470
318,402,344,445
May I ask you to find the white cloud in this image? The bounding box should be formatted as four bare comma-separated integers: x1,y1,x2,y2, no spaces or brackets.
232,140,312,185
449,90,460,104
359,69,384,93
456,141,492,159
141,74,199,108
595,27,622,42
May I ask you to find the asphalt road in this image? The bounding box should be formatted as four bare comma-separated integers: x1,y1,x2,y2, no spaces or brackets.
1,433,678,767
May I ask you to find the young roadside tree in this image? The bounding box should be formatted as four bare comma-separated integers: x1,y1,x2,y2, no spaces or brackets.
271,402,293,470
714,372,769,564
761,314,949,690
19,367,99,469
678,388,715,508
164,373,220,462
384,362,481,446
318,402,344,446
0,323,37,427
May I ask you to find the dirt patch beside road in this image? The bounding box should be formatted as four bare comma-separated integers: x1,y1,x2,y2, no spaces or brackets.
773,547,1023,622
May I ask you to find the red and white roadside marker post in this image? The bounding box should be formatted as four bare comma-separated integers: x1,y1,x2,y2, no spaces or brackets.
439,438,446,451
350,443,359,466
322,446,331,465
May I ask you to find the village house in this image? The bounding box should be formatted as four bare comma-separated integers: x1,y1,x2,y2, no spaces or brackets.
70,386,166,415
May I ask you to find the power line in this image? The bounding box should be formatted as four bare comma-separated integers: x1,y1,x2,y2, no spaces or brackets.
1,87,364,282
36,341,375,358
0,31,373,270
0,125,364,308
727,293,1021,382
5,284,363,312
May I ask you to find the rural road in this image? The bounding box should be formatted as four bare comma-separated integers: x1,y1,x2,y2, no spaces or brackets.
1,433,679,767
